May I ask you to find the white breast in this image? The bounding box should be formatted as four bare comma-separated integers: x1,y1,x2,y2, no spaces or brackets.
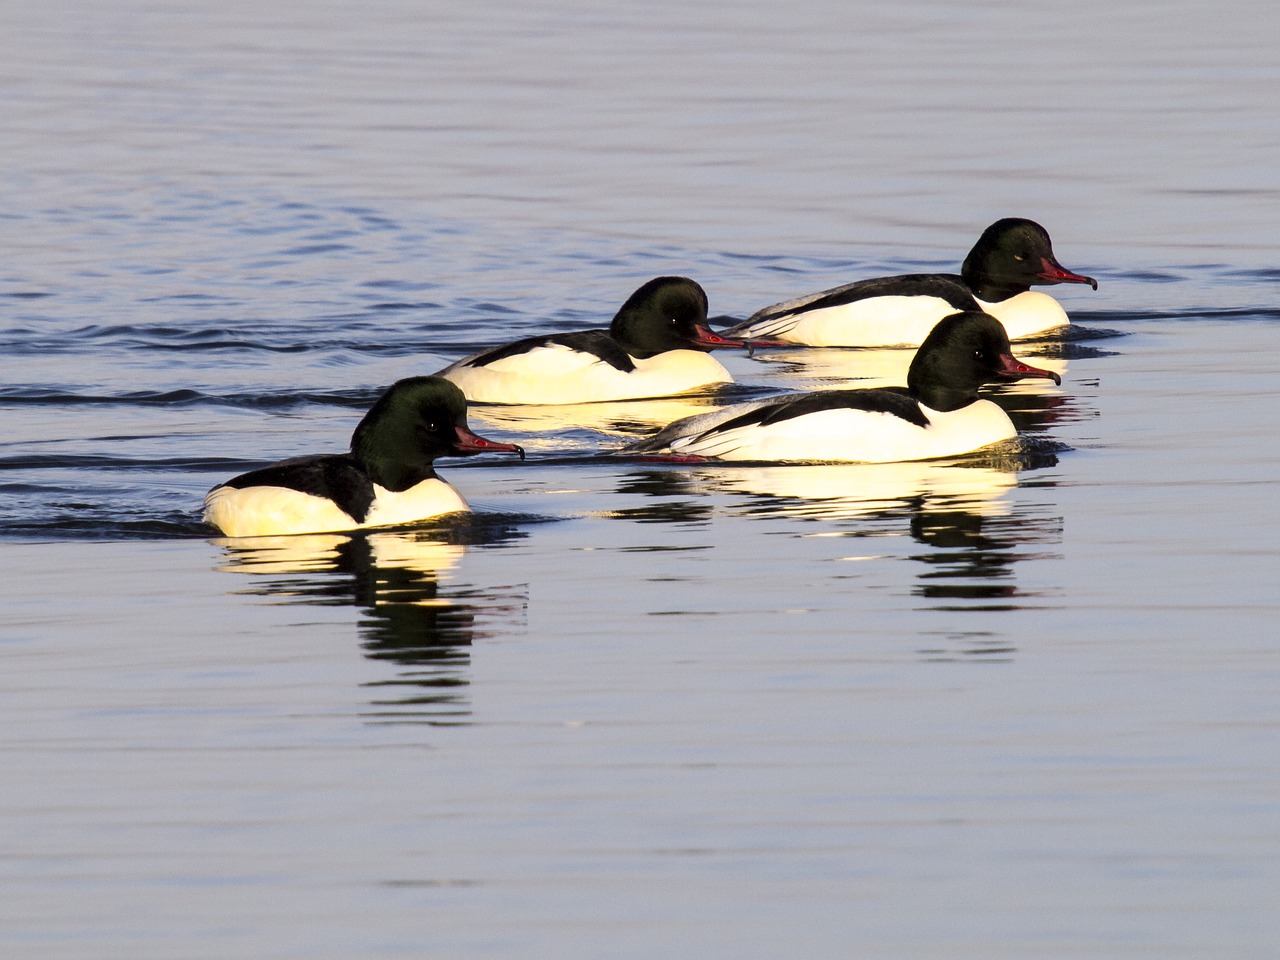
440,346,732,404
663,399,1016,463
977,291,1070,339
362,478,469,528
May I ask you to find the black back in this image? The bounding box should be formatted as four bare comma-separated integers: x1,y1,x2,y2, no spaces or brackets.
219,454,377,523
709,386,927,434
461,329,636,373
748,273,980,325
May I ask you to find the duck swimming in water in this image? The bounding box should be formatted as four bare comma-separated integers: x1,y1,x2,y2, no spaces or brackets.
724,218,1096,347
204,377,524,537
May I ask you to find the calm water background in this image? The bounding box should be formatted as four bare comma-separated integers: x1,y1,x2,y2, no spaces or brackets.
2,1,1279,957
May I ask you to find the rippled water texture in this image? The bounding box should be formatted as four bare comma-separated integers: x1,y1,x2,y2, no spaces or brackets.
2,1,1278,958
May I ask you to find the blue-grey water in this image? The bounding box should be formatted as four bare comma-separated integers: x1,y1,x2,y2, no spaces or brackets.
2,2,1278,957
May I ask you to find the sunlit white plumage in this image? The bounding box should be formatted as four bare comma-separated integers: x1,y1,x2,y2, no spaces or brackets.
651,399,1017,463
204,477,470,539
441,340,735,404
978,290,1072,339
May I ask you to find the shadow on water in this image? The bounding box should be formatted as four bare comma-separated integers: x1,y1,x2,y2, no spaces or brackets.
210,516,530,725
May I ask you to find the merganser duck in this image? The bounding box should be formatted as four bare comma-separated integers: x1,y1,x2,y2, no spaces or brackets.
436,276,755,404
623,311,1061,463
204,377,525,537
725,218,1097,346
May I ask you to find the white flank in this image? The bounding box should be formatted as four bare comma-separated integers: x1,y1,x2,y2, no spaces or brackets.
735,290,1072,347
736,295,965,347
440,345,732,404
662,400,1016,463
204,478,468,538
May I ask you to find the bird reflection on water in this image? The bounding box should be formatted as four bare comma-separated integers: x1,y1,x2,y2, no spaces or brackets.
211,521,528,724
909,504,1063,610
467,392,737,447
612,451,1064,661
717,458,1062,618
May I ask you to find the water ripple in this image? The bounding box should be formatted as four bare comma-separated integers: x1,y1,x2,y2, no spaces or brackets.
0,386,376,409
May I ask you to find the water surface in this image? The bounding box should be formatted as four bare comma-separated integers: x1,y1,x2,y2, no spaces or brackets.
2,2,1278,958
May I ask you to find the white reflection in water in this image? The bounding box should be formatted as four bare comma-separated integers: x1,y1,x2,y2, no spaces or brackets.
702,460,1019,521
467,391,737,443
610,453,1064,633
712,458,1066,616
744,343,1068,390
212,528,527,724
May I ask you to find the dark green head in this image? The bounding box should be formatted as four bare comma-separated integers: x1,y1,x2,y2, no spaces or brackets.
961,218,1097,302
908,311,1062,412
351,376,524,491
608,276,746,358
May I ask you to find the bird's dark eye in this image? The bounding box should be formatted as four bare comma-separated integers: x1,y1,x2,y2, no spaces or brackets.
424,421,438,432
1013,253,1027,262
